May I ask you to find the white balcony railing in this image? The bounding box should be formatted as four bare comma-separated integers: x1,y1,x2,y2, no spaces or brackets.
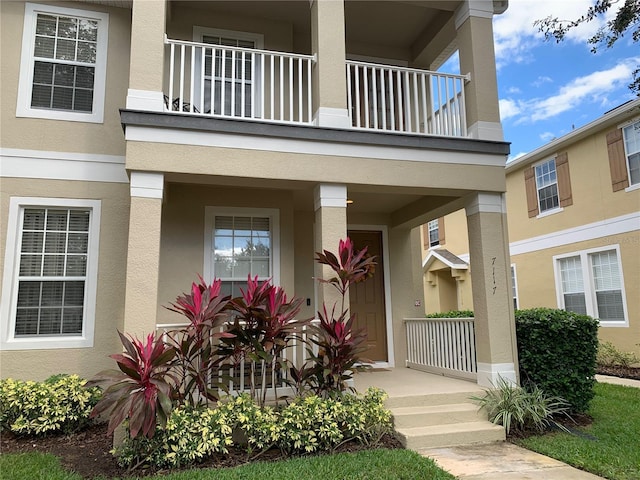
347,61,468,137
404,317,477,381
165,37,315,125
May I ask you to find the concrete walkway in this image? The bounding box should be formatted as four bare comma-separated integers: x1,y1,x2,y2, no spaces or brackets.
418,375,639,479
420,442,603,479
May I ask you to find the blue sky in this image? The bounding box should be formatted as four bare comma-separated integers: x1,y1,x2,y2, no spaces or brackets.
448,0,639,161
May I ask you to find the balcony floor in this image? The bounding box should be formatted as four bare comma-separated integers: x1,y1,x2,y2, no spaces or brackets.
353,367,483,399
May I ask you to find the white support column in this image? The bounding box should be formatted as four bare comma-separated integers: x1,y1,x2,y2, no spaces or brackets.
314,184,348,310
311,0,351,128
454,1,503,141
122,171,165,337
465,192,518,387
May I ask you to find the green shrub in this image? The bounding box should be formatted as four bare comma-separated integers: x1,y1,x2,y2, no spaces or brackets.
471,377,569,435
114,387,392,469
0,375,101,436
114,405,234,468
597,341,640,367
426,310,474,318
516,308,598,413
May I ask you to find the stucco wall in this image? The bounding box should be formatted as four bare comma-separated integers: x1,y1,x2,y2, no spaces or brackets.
0,1,131,156
0,178,130,381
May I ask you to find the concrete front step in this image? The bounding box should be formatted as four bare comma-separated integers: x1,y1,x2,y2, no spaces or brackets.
396,421,506,450
391,402,485,428
385,390,485,409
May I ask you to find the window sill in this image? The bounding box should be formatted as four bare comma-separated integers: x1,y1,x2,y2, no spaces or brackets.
1,336,93,350
536,207,563,219
624,183,640,193
598,321,629,328
16,106,104,124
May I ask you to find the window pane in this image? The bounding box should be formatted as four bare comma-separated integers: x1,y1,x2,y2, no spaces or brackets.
67,232,88,253
66,255,87,276
23,209,45,230
252,258,270,277
34,36,55,58
564,293,587,315
77,41,96,63
75,66,94,88
15,309,39,336
21,232,44,253
17,282,42,308
39,308,62,334
234,257,251,278
19,255,43,276
45,231,67,253
69,211,90,231
62,308,83,334
52,86,74,110
559,256,583,293
73,88,93,112
31,85,53,108
214,256,233,278
214,216,234,235
35,14,57,36
78,19,98,42
47,210,68,230
43,255,65,276
596,291,625,321
591,251,621,290
64,281,85,306
41,281,64,305
628,152,640,186
57,17,77,39
55,38,77,61
54,64,75,86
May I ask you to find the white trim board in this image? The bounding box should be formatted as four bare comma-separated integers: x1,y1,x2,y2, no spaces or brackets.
0,148,127,183
509,212,640,257
125,126,507,167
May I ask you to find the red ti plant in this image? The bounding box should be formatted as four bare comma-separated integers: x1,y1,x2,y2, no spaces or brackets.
309,238,376,394
164,276,233,406
89,331,176,439
220,275,306,406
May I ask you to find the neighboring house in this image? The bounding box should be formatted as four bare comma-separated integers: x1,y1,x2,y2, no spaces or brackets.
422,98,640,355
1,0,516,388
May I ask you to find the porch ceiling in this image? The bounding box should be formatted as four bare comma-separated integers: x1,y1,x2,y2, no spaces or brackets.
170,0,461,62
164,173,464,220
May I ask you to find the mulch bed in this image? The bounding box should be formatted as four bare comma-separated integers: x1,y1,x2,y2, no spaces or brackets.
0,424,402,479
596,365,640,381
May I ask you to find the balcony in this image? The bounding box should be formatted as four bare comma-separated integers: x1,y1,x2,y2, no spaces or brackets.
164,38,468,138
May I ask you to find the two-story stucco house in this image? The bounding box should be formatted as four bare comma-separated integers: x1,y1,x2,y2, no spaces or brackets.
1,0,517,394
422,98,640,358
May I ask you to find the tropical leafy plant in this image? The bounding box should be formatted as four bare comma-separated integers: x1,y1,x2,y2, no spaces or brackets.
305,238,376,395
220,276,306,406
164,276,233,406
89,332,176,439
597,341,640,368
471,377,570,435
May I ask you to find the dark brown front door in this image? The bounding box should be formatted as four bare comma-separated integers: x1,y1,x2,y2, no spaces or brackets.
348,230,387,362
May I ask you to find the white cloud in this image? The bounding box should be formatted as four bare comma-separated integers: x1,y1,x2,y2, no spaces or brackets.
501,57,638,124
493,0,611,68
531,76,553,88
539,131,556,142
499,98,521,120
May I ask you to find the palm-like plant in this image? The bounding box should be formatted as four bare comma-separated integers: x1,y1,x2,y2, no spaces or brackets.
89,332,176,439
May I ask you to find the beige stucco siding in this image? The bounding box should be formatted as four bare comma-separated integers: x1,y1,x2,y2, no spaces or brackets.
506,132,640,243
125,141,506,193
0,1,130,156
0,178,130,381
156,183,297,325
513,232,640,355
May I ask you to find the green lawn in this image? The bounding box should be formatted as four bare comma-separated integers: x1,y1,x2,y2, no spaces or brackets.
517,382,640,480
0,448,455,480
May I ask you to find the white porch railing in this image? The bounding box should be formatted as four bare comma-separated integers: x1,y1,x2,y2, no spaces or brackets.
165,37,315,125
156,320,318,393
347,61,468,137
404,317,477,381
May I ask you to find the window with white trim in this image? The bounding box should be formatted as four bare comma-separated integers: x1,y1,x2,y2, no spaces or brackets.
554,246,628,326
510,264,519,310
1,198,101,350
204,207,279,298
535,158,559,213
193,27,264,118
623,120,640,186
17,3,109,123
427,220,439,248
